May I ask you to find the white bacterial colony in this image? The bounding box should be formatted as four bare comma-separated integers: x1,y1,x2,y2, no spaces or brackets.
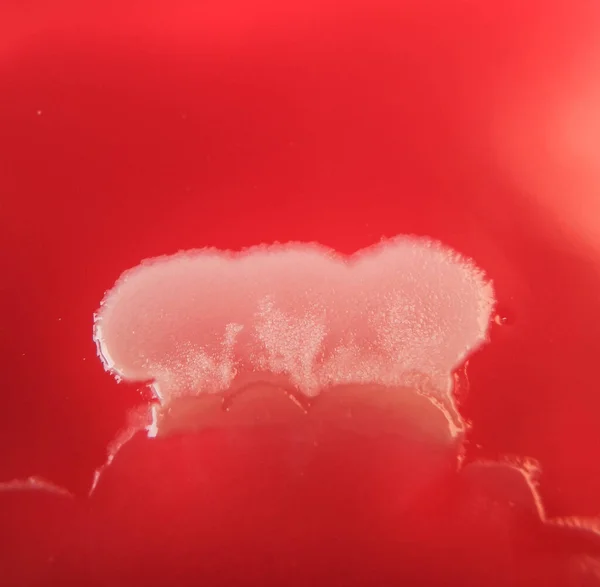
93,237,495,413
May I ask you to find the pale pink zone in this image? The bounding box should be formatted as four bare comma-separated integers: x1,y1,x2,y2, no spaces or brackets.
93,237,495,418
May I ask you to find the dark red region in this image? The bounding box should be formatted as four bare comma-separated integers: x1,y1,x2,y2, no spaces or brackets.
2,429,599,586
2,0,600,585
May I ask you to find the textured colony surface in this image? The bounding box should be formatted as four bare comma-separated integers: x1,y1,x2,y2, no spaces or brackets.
93,237,495,437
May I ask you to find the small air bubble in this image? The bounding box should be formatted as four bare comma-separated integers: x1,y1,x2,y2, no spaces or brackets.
494,310,514,326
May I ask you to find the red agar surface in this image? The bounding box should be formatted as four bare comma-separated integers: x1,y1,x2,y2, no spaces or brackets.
2,0,600,586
